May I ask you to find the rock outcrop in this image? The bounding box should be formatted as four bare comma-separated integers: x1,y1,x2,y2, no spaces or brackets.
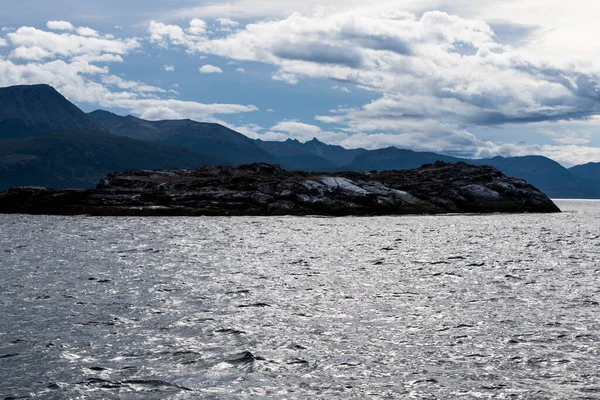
0,162,561,216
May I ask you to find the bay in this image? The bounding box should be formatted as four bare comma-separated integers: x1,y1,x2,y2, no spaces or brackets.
0,200,598,399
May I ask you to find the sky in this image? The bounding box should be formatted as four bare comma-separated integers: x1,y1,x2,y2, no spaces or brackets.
1,1,600,167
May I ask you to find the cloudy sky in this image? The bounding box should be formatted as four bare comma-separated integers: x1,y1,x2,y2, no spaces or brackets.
1,0,600,166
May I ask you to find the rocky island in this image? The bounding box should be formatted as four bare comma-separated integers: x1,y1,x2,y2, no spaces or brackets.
0,162,560,216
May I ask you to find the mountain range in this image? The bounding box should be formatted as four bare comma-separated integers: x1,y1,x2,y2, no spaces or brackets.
1,83,599,198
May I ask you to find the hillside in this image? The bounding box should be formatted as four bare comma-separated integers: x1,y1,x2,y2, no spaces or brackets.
0,84,106,139
1,84,599,198
255,139,338,171
469,156,600,199
89,110,276,165
343,147,460,171
569,162,600,184
0,131,225,190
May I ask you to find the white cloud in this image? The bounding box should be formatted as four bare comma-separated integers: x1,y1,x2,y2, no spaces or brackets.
0,57,258,120
0,23,259,125
6,26,140,61
236,67,245,73
4,7,600,166
188,18,207,35
76,27,99,37
217,18,240,27
199,64,223,73
149,9,600,128
0,38,6,47
46,20,74,31
332,85,350,93
101,75,166,93
267,118,600,166
140,106,182,120
71,54,124,63
167,0,408,19
538,128,591,145
10,46,54,61
272,71,298,84
148,21,194,47
144,9,600,163
476,144,600,168
270,121,350,143
164,64,175,72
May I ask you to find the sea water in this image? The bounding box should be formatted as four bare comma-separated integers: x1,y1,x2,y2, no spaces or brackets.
0,200,598,399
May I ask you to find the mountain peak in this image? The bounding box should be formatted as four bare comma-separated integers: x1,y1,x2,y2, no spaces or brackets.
0,84,107,139
4,83,55,91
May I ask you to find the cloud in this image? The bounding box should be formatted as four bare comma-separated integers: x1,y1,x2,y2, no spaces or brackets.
0,57,258,120
270,121,354,143
271,40,363,68
199,64,223,73
76,27,99,37
476,143,600,168
188,18,207,35
143,8,600,164
167,0,408,19
140,106,182,120
10,46,54,61
0,38,6,47
222,122,290,141
332,85,350,93
0,23,259,125
272,71,298,84
148,21,195,47
100,75,166,93
538,127,591,145
71,54,124,63
148,9,600,131
6,25,140,61
4,6,600,166
164,64,174,72
46,20,74,31
217,18,240,27
487,20,540,46
267,118,600,166
236,67,245,73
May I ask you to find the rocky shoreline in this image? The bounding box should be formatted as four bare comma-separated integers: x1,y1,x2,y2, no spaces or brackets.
0,162,560,216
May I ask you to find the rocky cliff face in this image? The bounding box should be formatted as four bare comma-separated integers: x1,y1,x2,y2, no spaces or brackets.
0,162,560,216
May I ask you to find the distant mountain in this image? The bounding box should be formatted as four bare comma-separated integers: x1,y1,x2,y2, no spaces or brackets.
89,110,276,165
469,156,599,199
343,147,460,171
300,138,367,166
0,84,107,139
2,84,600,198
341,150,598,198
0,131,225,190
255,139,338,171
255,137,367,171
569,162,600,183
0,85,225,189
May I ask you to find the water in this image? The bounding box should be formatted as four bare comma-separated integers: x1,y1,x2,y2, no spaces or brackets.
0,200,598,399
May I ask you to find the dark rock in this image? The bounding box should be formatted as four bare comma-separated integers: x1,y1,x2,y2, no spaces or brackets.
0,162,560,216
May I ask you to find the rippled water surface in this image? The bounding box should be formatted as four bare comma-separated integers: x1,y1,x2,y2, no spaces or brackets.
0,201,599,399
